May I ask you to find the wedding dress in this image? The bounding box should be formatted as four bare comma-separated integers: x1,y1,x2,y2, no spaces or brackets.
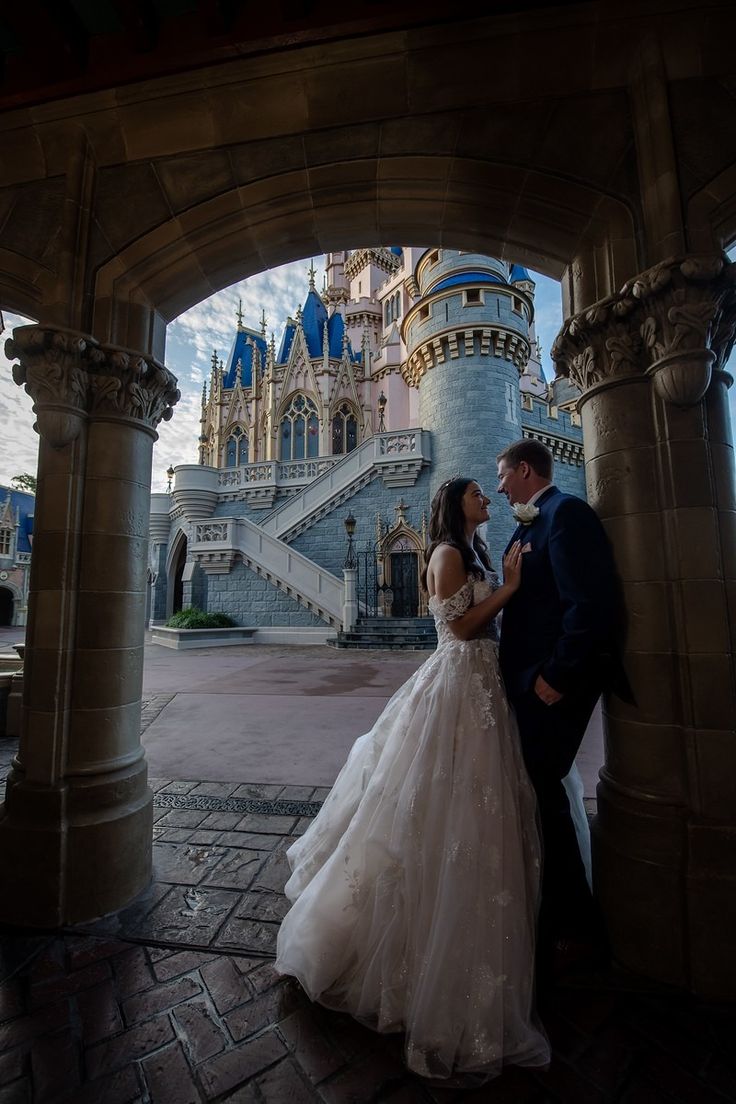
275,573,551,1080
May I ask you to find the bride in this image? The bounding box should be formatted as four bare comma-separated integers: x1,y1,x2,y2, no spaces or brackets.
275,477,551,1080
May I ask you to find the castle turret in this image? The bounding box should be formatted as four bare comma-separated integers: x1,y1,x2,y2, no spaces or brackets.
402,250,533,556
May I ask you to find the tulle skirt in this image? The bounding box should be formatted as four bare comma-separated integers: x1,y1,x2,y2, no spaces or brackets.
275,639,551,1080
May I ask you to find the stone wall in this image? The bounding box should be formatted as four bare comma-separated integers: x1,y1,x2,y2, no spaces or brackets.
199,560,326,626
288,469,433,576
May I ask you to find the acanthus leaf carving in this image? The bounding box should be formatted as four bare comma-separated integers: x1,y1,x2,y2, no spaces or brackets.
554,253,736,407
5,325,181,440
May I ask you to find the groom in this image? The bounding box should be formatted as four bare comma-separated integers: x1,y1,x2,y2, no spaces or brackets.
496,439,630,970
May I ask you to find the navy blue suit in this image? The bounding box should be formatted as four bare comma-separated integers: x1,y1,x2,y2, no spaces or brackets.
499,485,629,946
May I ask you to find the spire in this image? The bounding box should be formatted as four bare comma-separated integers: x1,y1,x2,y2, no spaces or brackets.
201,379,207,407
210,348,219,375
296,304,303,328
308,259,316,290
260,308,267,336
236,298,244,328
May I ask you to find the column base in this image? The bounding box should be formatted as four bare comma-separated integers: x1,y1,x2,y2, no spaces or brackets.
592,782,687,988
0,759,152,927
593,784,736,999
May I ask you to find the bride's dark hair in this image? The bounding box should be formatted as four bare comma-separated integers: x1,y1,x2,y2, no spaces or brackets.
421,477,493,591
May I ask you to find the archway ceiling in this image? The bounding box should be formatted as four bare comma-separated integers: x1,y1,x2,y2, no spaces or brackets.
93,153,636,324
1,4,735,324
0,1,600,112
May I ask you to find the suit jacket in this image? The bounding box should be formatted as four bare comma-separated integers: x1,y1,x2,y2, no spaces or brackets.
498,486,632,701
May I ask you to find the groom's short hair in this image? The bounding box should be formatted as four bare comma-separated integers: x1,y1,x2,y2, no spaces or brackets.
497,439,554,479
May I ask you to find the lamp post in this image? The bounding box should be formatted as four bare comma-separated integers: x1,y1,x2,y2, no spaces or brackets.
377,390,387,432
166,464,175,493
343,511,357,569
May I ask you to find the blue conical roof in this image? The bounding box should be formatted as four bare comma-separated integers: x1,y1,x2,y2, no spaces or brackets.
276,291,358,364
301,288,329,357
510,263,532,284
223,327,268,388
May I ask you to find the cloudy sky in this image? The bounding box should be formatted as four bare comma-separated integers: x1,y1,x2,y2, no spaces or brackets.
1,252,735,493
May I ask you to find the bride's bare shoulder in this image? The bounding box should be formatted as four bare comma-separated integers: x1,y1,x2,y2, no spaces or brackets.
428,544,468,600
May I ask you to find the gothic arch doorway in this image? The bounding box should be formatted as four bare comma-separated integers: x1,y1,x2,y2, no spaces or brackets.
377,501,428,619
173,538,187,615
387,545,419,618
0,587,13,626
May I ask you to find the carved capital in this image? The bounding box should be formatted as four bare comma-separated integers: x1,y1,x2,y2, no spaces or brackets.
552,293,643,394
85,343,180,428
6,325,180,446
5,326,89,446
553,254,736,407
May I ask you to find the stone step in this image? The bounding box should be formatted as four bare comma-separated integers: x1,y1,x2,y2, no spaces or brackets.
355,618,435,630
327,639,436,650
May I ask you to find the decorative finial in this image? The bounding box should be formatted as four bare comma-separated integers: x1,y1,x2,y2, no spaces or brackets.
260,308,267,336
296,304,303,325
211,348,218,371
236,299,244,328
201,379,207,406
308,259,316,290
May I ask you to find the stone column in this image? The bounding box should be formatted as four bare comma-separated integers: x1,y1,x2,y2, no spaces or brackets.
553,253,736,999
0,325,179,926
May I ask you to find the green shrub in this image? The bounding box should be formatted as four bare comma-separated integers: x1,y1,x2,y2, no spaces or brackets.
166,606,235,629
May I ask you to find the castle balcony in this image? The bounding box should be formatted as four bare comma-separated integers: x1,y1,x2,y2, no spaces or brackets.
217,457,341,509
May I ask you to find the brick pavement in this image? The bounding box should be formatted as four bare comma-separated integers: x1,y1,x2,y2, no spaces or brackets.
1,742,735,1102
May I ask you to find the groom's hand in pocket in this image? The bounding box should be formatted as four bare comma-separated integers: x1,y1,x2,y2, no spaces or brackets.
534,674,563,706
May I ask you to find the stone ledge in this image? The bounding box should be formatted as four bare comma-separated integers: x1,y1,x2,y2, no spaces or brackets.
151,627,257,650
151,626,336,649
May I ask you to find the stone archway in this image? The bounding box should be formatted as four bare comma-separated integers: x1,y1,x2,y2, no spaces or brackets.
1,4,736,999
167,529,189,619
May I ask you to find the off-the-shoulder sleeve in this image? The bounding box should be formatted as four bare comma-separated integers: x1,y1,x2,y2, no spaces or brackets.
430,582,472,623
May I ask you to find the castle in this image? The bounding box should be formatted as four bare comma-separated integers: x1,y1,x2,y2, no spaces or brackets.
0,487,33,628
151,248,585,642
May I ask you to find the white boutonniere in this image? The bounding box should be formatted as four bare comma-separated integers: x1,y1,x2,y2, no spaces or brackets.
512,502,540,525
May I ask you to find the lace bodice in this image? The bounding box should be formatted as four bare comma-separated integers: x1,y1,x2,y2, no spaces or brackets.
428,571,501,647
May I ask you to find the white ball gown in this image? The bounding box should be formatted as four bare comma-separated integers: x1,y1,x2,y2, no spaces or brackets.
275,573,552,1081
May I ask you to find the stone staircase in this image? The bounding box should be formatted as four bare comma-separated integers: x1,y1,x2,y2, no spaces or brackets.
259,430,430,541
189,516,344,628
328,616,437,650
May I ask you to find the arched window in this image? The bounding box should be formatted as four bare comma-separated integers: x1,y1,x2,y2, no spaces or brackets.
385,301,391,326
332,402,359,455
0,526,11,556
394,291,401,319
225,425,248,467
280,394,320,461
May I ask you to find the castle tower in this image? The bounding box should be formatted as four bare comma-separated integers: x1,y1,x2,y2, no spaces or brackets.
401,250,533,557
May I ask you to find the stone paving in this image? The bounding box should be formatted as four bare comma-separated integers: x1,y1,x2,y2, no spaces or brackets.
1,737,736,1103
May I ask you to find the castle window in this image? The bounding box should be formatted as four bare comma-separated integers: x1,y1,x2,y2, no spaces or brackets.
464,289,482,305
385,301,391,326
225,425,248,467
419,304,430,321
280,393,320,461
0,528,11,556
332,402,359,456
428,250,440,265
394,291,401,319
512,295,523,314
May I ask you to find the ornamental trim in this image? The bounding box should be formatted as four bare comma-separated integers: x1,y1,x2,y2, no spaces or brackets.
6,325,180,444
552,253,736,406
